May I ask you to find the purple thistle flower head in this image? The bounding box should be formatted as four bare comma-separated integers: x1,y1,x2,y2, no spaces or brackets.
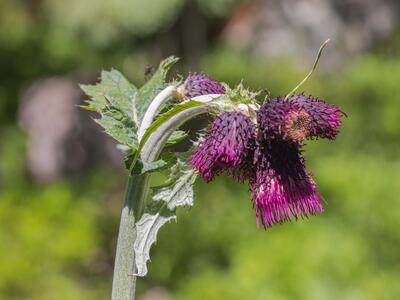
191,111,256,181
257,98,312,143
290,94,344,140
250,140,323,228
183,73,225,98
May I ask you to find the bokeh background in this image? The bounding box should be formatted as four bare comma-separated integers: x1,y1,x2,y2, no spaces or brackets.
1,0,400,299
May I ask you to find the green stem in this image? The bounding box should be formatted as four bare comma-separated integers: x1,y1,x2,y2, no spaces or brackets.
284,38,330,101
111,174,150,300
112,102,209,298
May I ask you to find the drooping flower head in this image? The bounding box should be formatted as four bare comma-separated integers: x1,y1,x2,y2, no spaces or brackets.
257,97,312,143
191,111,256,181
290,94,344,140
182,73,225,98
250,140,323,228
189,88,345,229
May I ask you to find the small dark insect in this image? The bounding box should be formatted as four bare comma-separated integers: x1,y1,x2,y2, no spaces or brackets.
144,64,155,77
262,88,271,97
261,88,271,101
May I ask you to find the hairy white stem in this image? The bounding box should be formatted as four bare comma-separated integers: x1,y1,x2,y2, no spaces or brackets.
112,97,212,300
138,85,178,141
112,174,149,300
185,94,223,103
141,105,209,162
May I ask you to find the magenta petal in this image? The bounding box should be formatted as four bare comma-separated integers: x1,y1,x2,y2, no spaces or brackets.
190,112,256,181
250,140,324,228
257,95,345,142
184,73,225,98
290,94,345,140
257,97,312,143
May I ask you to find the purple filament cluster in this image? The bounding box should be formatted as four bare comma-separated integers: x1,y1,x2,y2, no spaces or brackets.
183,73,225,98
190,87,344,228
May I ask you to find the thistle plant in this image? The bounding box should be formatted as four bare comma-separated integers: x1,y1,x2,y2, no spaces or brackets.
81,40,345,300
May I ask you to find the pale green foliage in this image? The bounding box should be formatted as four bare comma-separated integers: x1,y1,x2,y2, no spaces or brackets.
134,210,176,276
153,159,197,210
81,70,136,115
134,159,198,276
81,70,138,147
81,57,180,153
95,108,137,148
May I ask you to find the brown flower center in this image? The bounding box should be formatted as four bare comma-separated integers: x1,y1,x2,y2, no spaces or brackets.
284,109,311,142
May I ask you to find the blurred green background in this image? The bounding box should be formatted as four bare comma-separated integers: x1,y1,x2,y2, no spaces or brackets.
1,0,400,299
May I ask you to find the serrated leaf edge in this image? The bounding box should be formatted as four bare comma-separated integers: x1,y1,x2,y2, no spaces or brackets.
133,212,176,276
153,168,197,210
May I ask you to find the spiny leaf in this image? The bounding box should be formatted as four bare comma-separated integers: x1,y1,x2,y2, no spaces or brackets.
134,157,198,277
225,82,262,105
133,209,176,276
95,106,138,147
135,56,179,124
81,70,137,119
152,159,197,209
81,70,138,147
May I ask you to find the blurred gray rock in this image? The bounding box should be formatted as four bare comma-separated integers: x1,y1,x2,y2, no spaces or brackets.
223,0,399,67
18,78,124,183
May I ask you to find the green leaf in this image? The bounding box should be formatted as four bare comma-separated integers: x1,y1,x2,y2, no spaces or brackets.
135,56,179,124
95,106,138,147
129,159,170,174
81,70,137,118
225,82,262,105
165,130,188,147
81,70,138,147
